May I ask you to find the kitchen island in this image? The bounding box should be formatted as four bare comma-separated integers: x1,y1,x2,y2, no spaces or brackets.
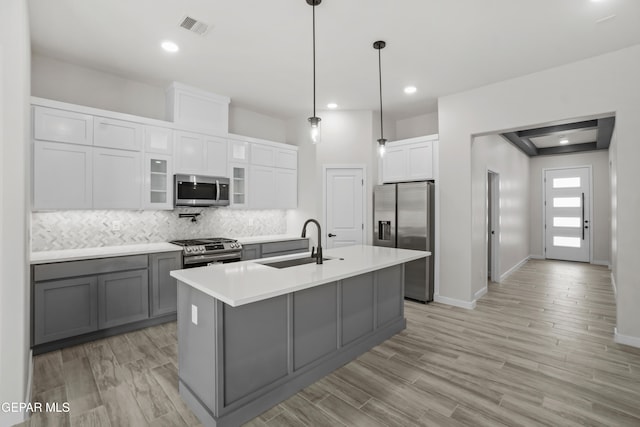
170,244,428,427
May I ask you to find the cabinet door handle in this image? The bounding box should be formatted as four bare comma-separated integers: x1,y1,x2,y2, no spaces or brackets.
328,233,336,237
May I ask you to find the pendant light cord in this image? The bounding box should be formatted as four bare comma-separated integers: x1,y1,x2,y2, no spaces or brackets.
378,46,384,140
312,3,317,118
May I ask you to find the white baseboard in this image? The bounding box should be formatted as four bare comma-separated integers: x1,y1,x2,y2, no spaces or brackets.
26,349,33,414
434,294,476,310
474,287,488,300
614,328,640,349
500,256,530,282
591,259,610,267
529,254,544,260
611,272,617,300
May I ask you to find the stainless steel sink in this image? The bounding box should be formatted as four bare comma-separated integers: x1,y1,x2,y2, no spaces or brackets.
259,257,333,269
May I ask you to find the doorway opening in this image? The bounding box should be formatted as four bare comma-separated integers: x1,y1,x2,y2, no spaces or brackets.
487,170,500,283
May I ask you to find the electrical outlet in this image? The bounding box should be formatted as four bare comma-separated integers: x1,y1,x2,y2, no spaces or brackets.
112,221,121,231
191,304,198,325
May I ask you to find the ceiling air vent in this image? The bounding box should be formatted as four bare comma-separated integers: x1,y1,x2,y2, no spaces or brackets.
179,16,211,36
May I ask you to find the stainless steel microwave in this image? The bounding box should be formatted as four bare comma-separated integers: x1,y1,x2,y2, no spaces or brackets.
174,174,230,207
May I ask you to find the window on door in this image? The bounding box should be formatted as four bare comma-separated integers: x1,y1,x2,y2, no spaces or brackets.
544,167,590,262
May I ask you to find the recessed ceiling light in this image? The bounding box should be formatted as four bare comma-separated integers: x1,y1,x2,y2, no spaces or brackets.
327,103,338,109
161,41,179,53
404,86,417,94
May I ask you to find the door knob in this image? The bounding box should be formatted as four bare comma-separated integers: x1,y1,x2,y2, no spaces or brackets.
328,233,336,237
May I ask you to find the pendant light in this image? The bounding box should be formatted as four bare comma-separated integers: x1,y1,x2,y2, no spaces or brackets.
307,0,322,144
374,40,387,157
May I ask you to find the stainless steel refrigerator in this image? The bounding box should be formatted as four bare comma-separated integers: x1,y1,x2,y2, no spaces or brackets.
373,181,434,302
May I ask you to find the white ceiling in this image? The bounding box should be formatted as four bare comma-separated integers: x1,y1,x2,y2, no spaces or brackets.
27,0,640,120
531,129,598,148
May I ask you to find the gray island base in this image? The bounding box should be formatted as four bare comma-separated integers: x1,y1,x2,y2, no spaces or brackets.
177,264,407,427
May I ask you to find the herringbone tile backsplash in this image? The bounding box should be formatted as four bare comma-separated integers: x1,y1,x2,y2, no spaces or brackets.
31,208,287,251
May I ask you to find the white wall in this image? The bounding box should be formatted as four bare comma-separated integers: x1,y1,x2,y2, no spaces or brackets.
31,54,166,119
0,0,31,424
395,111,439,140
286,110,378,247
31,54,288,141
529,151,610,264
229,107,286,142
438,44,640,340
471,135,530,297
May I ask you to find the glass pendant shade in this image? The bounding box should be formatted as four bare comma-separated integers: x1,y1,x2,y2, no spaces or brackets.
309,116,322,144
377,138,387,157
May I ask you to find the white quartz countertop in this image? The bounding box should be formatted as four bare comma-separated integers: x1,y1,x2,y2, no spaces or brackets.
30,242,183,264
170,245,429,307
234,235,306,244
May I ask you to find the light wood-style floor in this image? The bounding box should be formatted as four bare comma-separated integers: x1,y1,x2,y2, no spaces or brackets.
18,259,640,426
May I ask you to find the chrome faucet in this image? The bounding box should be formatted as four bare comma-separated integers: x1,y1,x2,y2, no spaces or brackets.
301,219,323,264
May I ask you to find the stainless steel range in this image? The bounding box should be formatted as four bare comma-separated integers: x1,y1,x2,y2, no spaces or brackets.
170,238,242,268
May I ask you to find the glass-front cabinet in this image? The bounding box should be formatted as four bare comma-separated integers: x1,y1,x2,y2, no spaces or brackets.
230,163,248,208
144,153,173,210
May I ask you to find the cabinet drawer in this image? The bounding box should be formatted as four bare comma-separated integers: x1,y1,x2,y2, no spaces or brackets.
261,239,309,256
33,106,93,146
33,255,149,282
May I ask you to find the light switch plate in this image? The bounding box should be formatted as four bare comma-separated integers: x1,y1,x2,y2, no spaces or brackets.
191,304,198,325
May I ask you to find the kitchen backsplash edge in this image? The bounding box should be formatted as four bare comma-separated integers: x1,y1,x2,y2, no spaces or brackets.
31,208,287,251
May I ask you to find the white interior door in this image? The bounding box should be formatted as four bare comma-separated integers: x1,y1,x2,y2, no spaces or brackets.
325,168,364,249
544,167,590,262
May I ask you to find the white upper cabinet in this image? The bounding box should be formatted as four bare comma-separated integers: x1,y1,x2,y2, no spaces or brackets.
174,131,228,176
249,165,276,209
229,163,249,209
33,106,93,146
275,168,297,208
93,117,143,151
144,126,173,154
174,131,207,174
228,139,249,163
250,143,276,167
205,135,228,176
165,82,230,134
33,141,93,210
381,135,437,183
248,142,298,209
143,153,173,210
93,148,142,209
276,149,297,170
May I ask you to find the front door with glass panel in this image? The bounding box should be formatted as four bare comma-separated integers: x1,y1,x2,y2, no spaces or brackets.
544,167,590,262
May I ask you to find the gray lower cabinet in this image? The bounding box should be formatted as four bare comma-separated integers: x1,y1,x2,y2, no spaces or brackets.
241,244,261,261
241,238,309,261
150,251,181,316
98,269,149,329
33,276,98,345
176,264,406,427
32,251,181,352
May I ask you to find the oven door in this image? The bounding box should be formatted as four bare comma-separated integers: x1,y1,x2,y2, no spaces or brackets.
183,251,242,268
